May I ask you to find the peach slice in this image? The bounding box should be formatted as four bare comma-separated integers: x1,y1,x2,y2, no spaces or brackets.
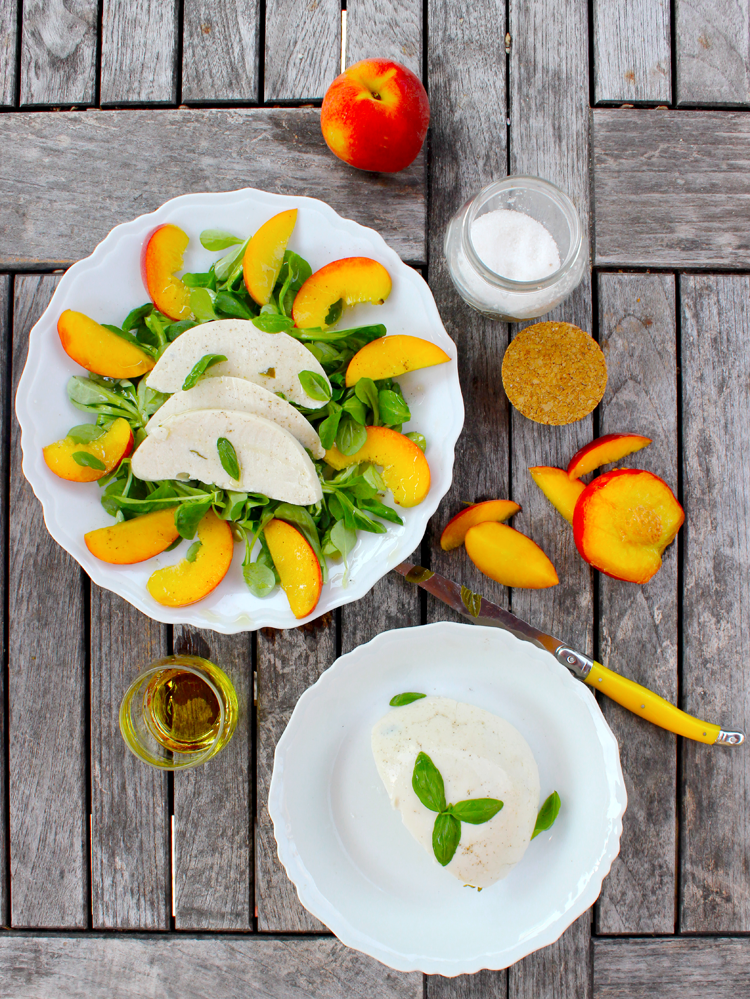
465,522,559,589
43,418,134,483
142,223,193,320
573,469,684,584
325,426,430,507
243,209,298,306
58,310,155,378
85,507,179,564
264,518,323,619
345,334,451,387
292,257,392,330
440,500,521,551
529,466,586,525
147,509,234,606
567,433,652,480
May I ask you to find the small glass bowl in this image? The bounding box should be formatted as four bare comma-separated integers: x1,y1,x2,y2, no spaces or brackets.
444,175,588,321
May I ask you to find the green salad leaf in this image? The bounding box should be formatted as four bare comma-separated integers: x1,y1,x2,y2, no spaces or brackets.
182,353,227,391
531,791,561,839
389,692,426,707
217,437,240,481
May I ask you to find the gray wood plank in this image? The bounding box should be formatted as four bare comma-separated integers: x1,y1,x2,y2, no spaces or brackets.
0,0,19,107
592,109,750,269
680,274,750,932
90,590,170,929
100,0,178,105
427,971,507,999
510,914,591,999
172,627,253,930
9,275,87,928
0,109,425,268
593,937,750,999
20,0,97,107
264,0,340,102
0,275,9,924
676,0,750,106
341,574,420,656
182,0,261,103
256,618,335,931
593,0,671,103
0,933,423,999
595,273,678,934
346,0,422,77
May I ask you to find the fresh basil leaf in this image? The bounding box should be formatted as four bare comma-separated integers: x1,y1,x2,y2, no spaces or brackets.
185,540,202,563
324,298,343,328
317,402,342,451
354,377,379,425
432,811,461,867
243,559,276,597
405,431,427,452
378,388,411,426
253,313,294,333
341,394,368,425
389,692,426,707
122,304,154,330
214,291,255,320
329,519,357,560
298,370,331,402
67,424,106,444
412,751,447,813
217,437,240,480
461,585,482,618
335,415,367,456
182,353,228,391
200,229,243,252
72,451,106,470
449,798,504,825
190,287,218,323
165,319,198,341
174,498,212,540
531,791,561,839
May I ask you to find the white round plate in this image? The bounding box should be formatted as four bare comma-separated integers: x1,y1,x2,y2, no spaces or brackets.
16,188,463,633
269,622,627,976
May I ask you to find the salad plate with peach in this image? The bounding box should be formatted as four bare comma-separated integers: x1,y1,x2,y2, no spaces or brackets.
16,189,463,632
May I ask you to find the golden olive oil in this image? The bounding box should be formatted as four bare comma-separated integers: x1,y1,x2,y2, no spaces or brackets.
144,669,222,752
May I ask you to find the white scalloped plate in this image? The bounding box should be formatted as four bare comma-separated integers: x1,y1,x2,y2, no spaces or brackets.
269,622,627,976
15,188,463,632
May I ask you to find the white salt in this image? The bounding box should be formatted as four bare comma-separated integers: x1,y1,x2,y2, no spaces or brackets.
470,208,561,282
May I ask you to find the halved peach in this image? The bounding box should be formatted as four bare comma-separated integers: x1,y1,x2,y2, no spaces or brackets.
243,209,298,306
58,310,155,378
147,509,234,606
43,418,134,482
440,500,521,551
141,223,192,320
567,433,652,480
529,466,586,525
292,257,392,330
264,518,322,619
465,522,559,589
345,335,451,387
85,507,179,564
325,426,430,507
572,468,684,584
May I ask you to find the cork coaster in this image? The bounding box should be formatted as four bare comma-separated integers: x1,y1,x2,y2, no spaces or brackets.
501,322,607,425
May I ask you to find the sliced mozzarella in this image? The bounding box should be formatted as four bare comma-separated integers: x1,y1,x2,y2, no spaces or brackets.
145,319,331,409
131,410,323,505
145,376,324,458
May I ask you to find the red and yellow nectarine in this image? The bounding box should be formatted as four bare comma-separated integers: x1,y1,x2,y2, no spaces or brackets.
43,418,134,482
147,509,234,606
567,433,652,480
58,310,155,379
264,518,322,619
142,223,193,321
325,426,430,507
464,522,559,589
292,257,392,330
528,466,586,525
346,334,450,387
243,209,298,306
85,507,180,564
440,500,521,551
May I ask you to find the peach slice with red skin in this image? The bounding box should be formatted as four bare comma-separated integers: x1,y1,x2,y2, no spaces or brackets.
243,209,298,306
528,466,586,525
572,468,684,584
464,522,559,589
147,509,234,606
142,223,193,320
440,500,521,551
264,518,322,619
292,257,392,330
324,426,430,507
58,310,155,379
43,418,134,482
85,507,180,564
567,433,652,480
346,335,451,387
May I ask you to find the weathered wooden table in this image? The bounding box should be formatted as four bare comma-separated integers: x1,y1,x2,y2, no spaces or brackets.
1,0,749,995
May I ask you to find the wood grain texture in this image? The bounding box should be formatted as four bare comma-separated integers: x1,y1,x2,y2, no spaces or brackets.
0,934,423,999
172,627,253,930
100,0,178,105
593,109,750,269
509,914,591,999
676,0,750,105
594,936,750,998
256,618,335,930
680,274,750,931
9,275,87,928
264,0,340,101
593,0,671,103
0,109,425,268
182,0,261,103
595,273,677,934
346,0,422,77
0,0,19,107
90,590,170,929
0,276,9,924
427,970,507,999
340,574,420,655
20,0,97,106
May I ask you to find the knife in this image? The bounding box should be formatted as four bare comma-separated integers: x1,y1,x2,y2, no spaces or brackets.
395,561,744,746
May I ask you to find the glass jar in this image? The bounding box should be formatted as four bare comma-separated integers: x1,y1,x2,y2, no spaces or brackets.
444,176,588,322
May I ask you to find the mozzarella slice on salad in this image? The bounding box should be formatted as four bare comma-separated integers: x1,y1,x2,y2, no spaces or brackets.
145,319,331,408
131,409,324,504
145,376,325,458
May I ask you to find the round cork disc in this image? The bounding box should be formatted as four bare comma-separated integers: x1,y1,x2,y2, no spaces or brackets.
501,322,607,425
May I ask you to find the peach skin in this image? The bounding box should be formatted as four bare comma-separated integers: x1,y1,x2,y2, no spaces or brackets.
147,509,234,606
85,507,180,564
440,500,521,551
325,426,430,507
43,418,134,483
264,518,322,619
464,522,559,589
58,310,155,379
142,223,193,320
567,433,652,480
243,209,298,306
345,335,451,387
528,466,586,524
292,257,392,330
